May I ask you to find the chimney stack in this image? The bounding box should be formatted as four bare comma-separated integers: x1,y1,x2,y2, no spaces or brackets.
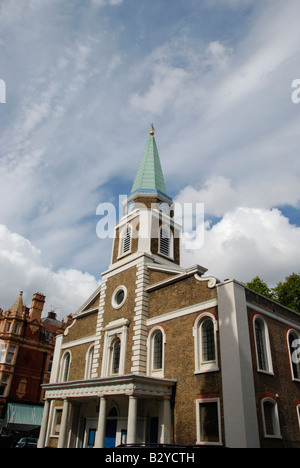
29,293,46,322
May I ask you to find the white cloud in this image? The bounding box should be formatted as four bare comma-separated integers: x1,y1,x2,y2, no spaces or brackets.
0,225,99,319
175,174,300,218
206,2,300,120
129,64,188,115
204,0,254,9
206,41,233,70
91,0,123,7
0,0,300,314
181,207,300,286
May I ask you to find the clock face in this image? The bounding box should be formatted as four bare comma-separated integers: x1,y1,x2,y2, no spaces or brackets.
127,201,135,213
159,201,170,214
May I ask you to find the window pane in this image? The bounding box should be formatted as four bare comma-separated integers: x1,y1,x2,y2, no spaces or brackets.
62,353,70,382
112,339,121,374
53,409,63,436
289,333,300,379
0,375,8,397
0,343,6,363
153,332,163,370
116,290,124,305
6,346,15,364
255,320,268,371
86,347,94,379
199,402,220,443
263,401,275,436
201,320,216,362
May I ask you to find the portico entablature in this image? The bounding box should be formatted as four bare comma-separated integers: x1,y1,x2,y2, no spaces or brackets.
43,374,176,401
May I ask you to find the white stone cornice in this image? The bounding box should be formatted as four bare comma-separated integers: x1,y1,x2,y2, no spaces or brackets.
43,374,176,400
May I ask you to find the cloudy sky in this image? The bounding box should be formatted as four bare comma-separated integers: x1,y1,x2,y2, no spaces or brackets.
0,0,300,318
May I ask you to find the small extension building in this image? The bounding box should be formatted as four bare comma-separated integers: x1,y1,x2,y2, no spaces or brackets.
38,129,300,448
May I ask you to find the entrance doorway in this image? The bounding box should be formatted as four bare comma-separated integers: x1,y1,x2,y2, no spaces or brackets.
105,419,117,448
150,417,159,444
105,407,118,448
87,428,96,448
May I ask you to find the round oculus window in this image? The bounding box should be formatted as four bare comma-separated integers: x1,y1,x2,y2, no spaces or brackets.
116,290,124,305
112,286,127,309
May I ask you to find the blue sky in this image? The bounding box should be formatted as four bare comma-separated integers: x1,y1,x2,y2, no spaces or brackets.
0,0,300,318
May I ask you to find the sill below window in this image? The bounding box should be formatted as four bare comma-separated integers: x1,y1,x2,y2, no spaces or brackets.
194,367,219,374
257,369,274,376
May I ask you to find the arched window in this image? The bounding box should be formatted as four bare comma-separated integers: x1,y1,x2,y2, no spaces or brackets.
261,397,281,438
119,224,132,256
147,327,165,377
85,345,95,380
111,337,121,375
159,225,173,258
201,319,216,363
101,319,129,378
254,316,273,374
60,351,71,382
153,331,163,370
287,330,300,381
193,314,218,373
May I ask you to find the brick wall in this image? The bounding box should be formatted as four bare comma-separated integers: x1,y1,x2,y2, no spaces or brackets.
246,290,300,448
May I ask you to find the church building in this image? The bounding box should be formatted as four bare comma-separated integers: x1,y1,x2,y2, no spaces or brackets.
38,128,300,449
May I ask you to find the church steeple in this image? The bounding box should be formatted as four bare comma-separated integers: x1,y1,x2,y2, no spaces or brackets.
108,128,181,270
130,125,171,201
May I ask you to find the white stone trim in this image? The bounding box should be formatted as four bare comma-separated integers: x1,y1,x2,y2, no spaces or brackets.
247,302,300,332
217,280,260,448
43,375,176,400
252,314,274,375
101,319,129,378
146,325,166,378
91,279,107,379
130,259,150,374
61,335,96,349
193,312,219,374
111,285,128,310
196,397,222,446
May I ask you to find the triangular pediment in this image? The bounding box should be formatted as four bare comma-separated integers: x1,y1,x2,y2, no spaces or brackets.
74,283,101,317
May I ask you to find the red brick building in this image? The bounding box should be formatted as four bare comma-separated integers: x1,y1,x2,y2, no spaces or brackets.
0,291,71,434
38,129,300,448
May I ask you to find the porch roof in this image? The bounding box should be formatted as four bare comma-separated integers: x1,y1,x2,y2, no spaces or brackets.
43,374,177,401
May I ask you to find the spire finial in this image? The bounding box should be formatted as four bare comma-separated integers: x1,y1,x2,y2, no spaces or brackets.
150,123,155,136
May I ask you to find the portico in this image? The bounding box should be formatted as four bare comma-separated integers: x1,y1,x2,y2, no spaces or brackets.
38,375,176,448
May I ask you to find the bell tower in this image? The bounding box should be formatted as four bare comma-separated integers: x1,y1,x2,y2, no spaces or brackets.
109,126,181,270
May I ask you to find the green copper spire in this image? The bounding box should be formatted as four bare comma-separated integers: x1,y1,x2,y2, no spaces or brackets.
131,126,169,198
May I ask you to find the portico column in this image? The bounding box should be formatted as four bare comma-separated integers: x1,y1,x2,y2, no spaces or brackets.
161,397,171,443
58,399,70,449
127,395,138,444
37,399,51,448
94,396,107,448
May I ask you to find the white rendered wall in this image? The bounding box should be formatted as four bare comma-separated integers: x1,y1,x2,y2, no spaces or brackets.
217,280,260,448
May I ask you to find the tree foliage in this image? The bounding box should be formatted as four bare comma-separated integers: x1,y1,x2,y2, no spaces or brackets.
245,273,300,314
